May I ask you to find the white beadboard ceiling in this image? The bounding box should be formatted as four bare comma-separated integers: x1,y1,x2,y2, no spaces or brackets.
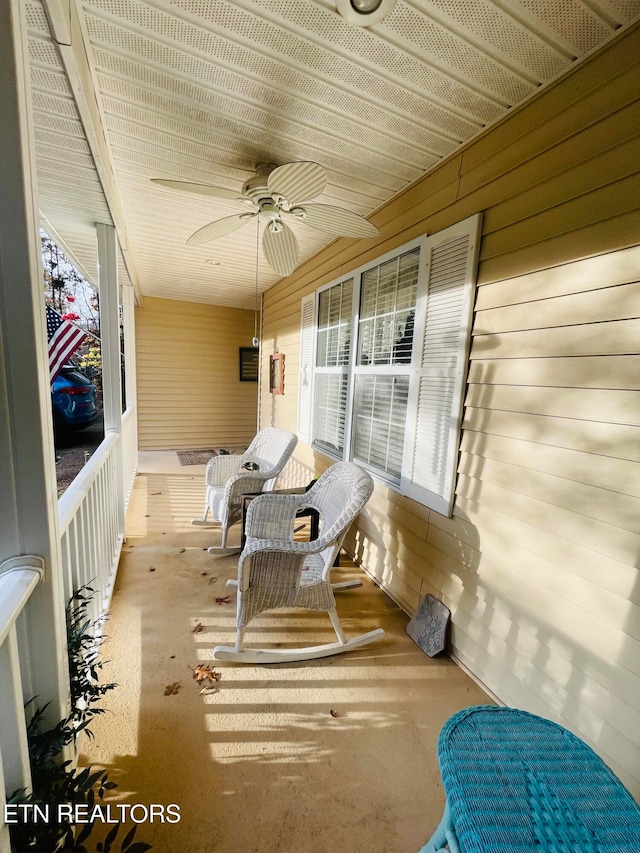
26,0,640,308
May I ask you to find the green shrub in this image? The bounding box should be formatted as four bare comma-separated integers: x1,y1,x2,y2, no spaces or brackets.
8,585,150,853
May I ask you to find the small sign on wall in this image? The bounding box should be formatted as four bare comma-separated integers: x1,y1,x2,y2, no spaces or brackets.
269,353,284,394
239,347,259,382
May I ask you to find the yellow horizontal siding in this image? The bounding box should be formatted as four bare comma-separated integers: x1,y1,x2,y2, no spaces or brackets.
476,243,640,309
465,384,640,424
471,319,640,359
467,355,640,389
462,407,640,461
460,432,640,498
474,282,640,334
259,25,640,797
136,296,257,449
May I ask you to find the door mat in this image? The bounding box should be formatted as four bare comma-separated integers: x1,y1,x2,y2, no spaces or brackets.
176,449,218,466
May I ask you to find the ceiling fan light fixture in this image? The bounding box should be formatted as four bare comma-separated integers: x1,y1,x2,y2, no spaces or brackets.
352,0,382,12
336,0,396,26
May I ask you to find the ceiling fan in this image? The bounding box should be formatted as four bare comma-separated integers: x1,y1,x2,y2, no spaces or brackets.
151,161,380,277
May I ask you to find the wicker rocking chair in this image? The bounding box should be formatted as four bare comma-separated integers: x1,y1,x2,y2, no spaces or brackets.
212,461,385,663
191,428,298,553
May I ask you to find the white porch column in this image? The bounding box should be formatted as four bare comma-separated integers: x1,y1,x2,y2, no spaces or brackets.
96,223,125,536
0,0,70,824
122,284,138,420
121,282,139,491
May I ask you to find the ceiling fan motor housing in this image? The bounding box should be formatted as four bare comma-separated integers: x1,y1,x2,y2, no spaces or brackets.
241,174,272,203
241,163,279,204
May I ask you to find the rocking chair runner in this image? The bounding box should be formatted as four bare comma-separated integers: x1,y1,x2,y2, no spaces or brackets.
191,428,298,552
212,461,385,663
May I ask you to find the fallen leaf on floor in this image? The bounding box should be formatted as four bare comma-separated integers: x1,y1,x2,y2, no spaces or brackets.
191,664,221,684
149,566,156,572
207,576,219,584
179,548,186,553
201,571,208,576
215,596,231,605
192,622,203,633
330,709,339,718
164,682,181,695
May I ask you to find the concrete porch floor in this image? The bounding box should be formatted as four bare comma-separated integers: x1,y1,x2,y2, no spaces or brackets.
79,452,490,853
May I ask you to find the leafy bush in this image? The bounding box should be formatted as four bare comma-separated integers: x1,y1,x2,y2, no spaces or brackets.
66,586,117,740
9,586,150,853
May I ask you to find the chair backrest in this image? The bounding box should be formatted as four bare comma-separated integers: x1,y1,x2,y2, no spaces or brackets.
245,428,298,487
305,462,374,546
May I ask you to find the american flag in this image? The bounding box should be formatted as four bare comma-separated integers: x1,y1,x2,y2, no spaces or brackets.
46,305,88,383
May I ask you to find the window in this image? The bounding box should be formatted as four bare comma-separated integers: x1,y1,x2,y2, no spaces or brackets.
313,278,353,455
352,248,419,478
298,214,482,516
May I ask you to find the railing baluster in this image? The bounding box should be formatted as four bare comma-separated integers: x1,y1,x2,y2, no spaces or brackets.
95,466,106,601
0,560,45,845
60,528,73,606
87,488,100,624
78,501,89,595
0,756,9,853
0,626,32,794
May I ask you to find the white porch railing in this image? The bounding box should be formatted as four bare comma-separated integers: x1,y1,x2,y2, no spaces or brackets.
58,406,137,625
58,431,122,625
0,409,137,851
0,558,45,853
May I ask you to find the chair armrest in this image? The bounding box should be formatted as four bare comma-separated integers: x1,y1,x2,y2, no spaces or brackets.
225,472,273,508
242,536,326,559
205,454,244,486
243,492,307,541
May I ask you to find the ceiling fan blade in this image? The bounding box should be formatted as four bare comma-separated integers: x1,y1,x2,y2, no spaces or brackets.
267,161,326,205
151,179,244,201
262,220,299,277
293,203,379,238
186,212,256,246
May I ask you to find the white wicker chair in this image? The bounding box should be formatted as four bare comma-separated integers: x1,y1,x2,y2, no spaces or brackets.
191,428,298,552
212,461,385,663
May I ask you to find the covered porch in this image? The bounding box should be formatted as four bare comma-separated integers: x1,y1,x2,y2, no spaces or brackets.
1,0,640,851
77,451,487,852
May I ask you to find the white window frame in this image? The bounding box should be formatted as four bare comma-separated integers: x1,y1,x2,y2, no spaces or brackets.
297,292,316,445
299,214,482,516
349,237,425,486
311,275,357,459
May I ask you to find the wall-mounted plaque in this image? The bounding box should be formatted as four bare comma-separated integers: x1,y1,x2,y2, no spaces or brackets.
269,353,284,394
239,347,259,382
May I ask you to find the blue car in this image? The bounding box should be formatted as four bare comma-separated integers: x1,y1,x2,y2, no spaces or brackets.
52,366,100,430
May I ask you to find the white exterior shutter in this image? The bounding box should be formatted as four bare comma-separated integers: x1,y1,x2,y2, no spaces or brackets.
297,293,316,444
402,213,482,516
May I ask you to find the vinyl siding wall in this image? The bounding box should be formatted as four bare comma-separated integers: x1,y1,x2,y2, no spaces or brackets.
258,25,640,795
136,296,257,449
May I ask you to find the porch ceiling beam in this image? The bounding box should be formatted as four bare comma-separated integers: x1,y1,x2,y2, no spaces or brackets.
41,0,143,305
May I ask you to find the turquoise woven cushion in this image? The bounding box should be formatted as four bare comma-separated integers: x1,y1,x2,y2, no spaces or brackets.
438,706,640,853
